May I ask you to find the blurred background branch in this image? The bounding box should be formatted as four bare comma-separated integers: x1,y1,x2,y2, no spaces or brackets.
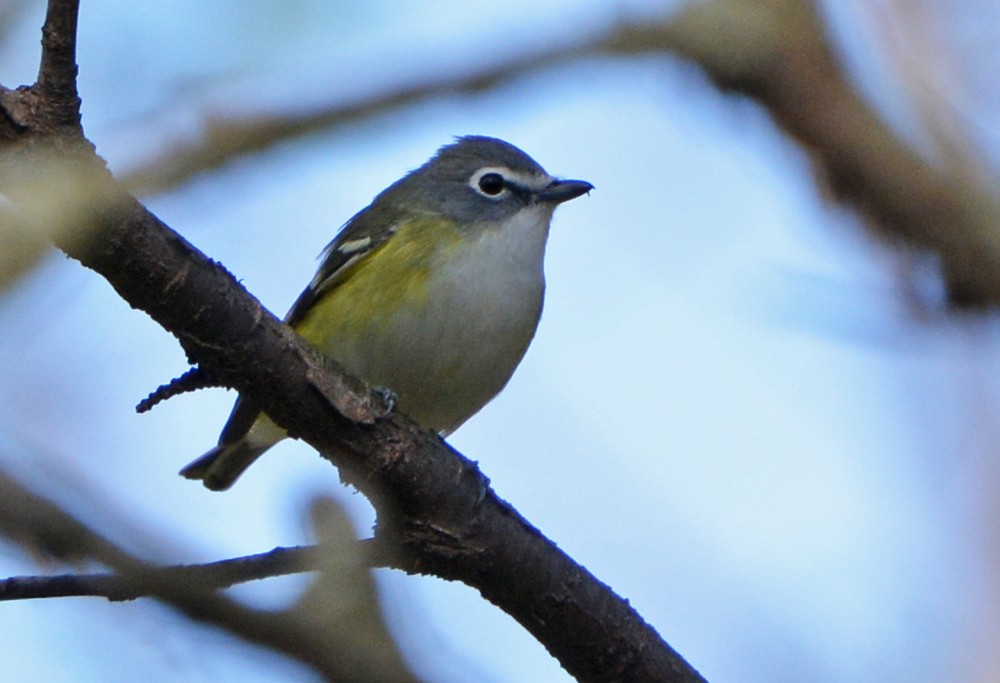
0,467,421,682
120,0,1000,308
3,0,1000,681
624,0,1000,307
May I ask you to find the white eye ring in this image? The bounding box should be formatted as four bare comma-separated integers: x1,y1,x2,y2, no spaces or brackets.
470,168,509,200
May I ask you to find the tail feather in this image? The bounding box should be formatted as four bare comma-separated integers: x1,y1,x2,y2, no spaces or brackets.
180,440,269,491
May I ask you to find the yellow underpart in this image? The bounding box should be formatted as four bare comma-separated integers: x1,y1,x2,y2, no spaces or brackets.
293,217,462,349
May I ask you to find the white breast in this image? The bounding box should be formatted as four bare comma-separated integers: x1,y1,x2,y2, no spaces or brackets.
360,205,554,433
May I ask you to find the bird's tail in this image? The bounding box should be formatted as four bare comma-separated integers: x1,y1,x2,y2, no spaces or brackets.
179,440,270,491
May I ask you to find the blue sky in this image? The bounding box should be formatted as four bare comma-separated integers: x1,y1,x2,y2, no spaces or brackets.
2,1,1000,681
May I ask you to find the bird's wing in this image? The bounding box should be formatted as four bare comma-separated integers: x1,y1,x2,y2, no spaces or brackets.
284,201,409,326
211,204,411,447
214,202,418,448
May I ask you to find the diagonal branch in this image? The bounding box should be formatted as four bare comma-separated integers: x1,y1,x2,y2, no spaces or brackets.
0,2,705,682
32,152,702,683
605,0,1000,306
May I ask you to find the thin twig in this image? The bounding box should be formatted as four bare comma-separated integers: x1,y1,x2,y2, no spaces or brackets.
0,545,322,601
136,366,222,413
37,0,80,127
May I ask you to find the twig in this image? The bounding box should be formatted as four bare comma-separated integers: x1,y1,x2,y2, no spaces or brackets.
0,545,322,601
37,0,80,128
136,366,222,413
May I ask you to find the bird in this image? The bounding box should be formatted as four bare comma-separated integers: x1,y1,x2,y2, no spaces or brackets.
181,136,593,490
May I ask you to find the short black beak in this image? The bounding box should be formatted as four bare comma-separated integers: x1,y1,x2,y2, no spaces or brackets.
537,178,594,204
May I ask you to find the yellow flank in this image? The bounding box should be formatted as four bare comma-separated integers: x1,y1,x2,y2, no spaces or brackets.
292,217,461,348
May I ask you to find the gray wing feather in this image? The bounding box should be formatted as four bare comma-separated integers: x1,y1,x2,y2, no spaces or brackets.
207,183,412,453
284,199,406,326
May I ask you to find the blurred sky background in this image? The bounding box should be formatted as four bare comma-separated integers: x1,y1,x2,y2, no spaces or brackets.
2,0,1000,681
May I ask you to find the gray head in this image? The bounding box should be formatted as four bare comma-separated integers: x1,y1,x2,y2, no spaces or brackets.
380,136,592,224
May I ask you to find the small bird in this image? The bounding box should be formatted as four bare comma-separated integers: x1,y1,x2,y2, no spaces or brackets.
181,136,592,490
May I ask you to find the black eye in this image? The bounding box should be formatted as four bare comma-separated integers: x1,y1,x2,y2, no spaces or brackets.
477,172,505,196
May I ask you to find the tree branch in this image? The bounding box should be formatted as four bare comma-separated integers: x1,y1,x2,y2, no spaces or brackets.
604,0,1000,306
0,469,421,682
37,0,80,128
0,2,705,682
0,545,323,601
122,1,1000,308
33,167,701,683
